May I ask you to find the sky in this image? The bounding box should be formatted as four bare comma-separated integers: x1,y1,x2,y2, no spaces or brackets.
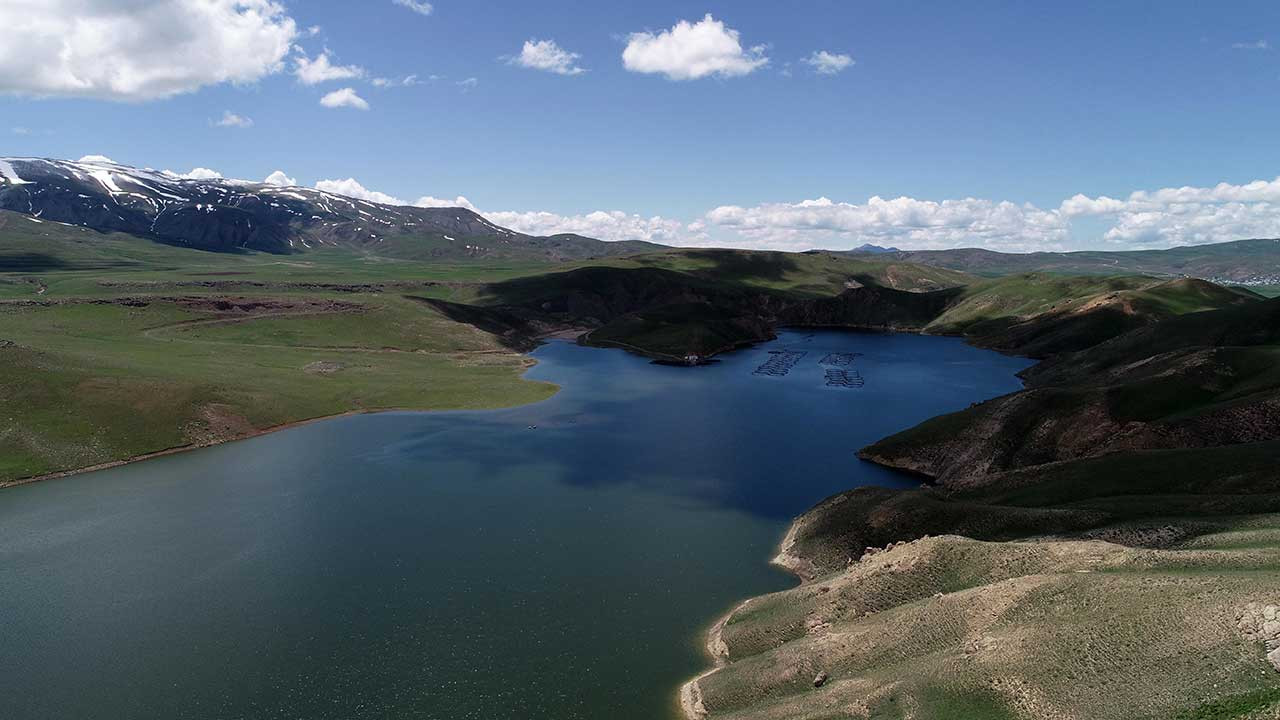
2,0,1279,253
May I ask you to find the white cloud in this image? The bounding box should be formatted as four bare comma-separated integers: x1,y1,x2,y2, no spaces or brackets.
392,0,433,16
413,195,477,210
705,196,1069,252
1058,193,1128,216
1061,179,1280,216
263,170,297,186
456,77,479,90
696,175,1280,251
314,177,404,205
484,209,699,244
294,51,364,85
803,50,854,75
1232,40,1271,50
372,74,420,88
164,167,224,180
1060,177,1280,246
319,87,370,110
12,127,30,135
622,14,768,80
214,110,253,128
512,39,587,76
77,154,116,164
0,0,297,101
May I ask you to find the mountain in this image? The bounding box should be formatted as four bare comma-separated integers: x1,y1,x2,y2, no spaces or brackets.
0,156,661,261
925,274,1261,357
834,240,1280,286
842,243,901,254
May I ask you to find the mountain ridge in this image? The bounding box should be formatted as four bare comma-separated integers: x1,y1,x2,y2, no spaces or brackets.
0,156,662,261
841,239,1280,286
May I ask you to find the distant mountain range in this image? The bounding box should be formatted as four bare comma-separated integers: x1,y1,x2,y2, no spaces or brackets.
841,240,1280,286
4,157,1278,281
849,243,901,254
0,157,660,261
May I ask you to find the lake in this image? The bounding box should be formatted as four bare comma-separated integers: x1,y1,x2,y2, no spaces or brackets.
0,330,1031,720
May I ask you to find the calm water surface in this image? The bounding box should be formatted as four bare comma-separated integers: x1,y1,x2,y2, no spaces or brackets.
0,330,1031,720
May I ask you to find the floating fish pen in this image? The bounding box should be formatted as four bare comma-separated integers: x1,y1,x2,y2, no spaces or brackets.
824,368,865,388
753,350,807,376
819,352,862,367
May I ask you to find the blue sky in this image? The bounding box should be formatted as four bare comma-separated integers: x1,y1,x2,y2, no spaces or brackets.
2,1,1279,251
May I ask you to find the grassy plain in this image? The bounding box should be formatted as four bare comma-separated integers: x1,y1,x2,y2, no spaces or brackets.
0,213,573,482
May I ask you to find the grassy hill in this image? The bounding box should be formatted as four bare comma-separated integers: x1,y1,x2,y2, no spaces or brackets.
862,297,1280,484
686,440,1280,719
844,238,1280,288
689,522,1280,720
926,274,1261,356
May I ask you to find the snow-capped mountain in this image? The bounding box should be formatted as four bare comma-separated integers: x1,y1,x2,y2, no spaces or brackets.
0,157,660,260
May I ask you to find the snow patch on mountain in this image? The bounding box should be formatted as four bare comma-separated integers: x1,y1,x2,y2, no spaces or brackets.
0,159,30,184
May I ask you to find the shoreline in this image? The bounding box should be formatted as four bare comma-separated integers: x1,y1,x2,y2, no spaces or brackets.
677,597,757,720
677,519,815,720
2,347,564,490
672,325,1033,720
3,408,422,490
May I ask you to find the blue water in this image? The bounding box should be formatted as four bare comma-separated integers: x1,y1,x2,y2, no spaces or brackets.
0,330,1031,720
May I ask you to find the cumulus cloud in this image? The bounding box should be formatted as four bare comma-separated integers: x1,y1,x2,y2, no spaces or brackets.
512,39,587,76
392,0,433,16
622,14,769,80
696,175,1280,251
294,51,364,85
164,167,223,180
214,110,253,128
413,195,477,210
319,87,370,110
803,50,854,75
314,177,404,205
0,0,297,101
484,209,700,244
263,170,297,186
705,196,1069,252
456,77,479,90
1060,177,1280,246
